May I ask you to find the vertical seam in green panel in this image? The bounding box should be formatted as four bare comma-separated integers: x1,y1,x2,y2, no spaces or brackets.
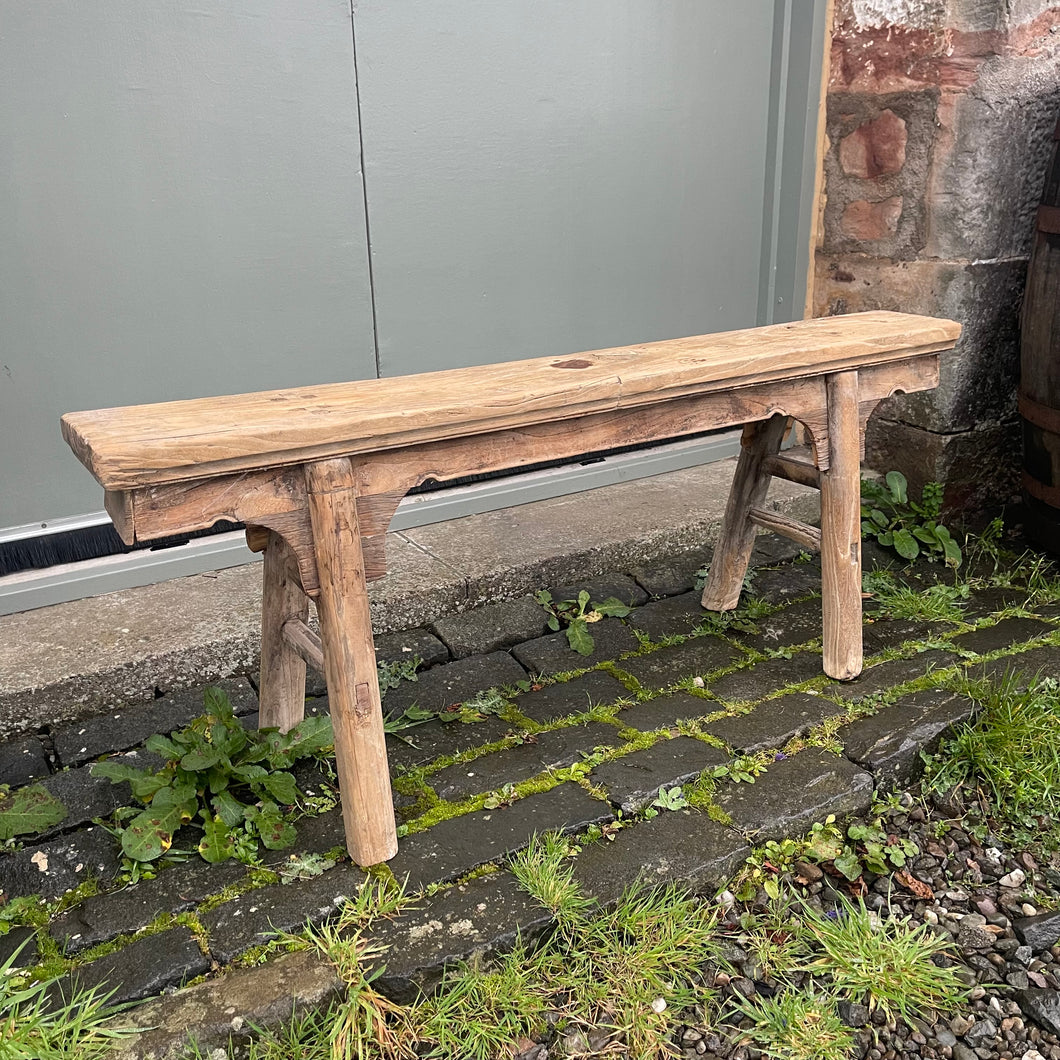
350,1,382,378
758,0,793,327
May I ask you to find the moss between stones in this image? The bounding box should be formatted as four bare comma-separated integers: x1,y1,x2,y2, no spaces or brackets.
197,867,281,915
17,544,1060,1008
231,933,308,969
453,862,502,885
28,906,212,985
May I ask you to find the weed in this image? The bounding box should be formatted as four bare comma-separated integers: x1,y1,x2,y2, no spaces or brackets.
0,894,44,935
733,824,840,903
93,686,333,864
419,841,723,1060
924,672,1060,838
377,655,422,694
861,471,961,567
438,687,512,724
0,783,66,842
543,880,721,1059
510,832,594,927
186,1005,335,1060
841,821,917,879
801,898,966,1023
0,938,135,1059
1024,558,1060,605
650,785,689,812
711,754,770,785
276,851,336,884
695,565,757,597
415,946,545,1060
863,569,968,623
732,812,920,901
735,894,811,979
962,515,1006,572
731,988,855,1060
295,876,418,1060
383,704,434,735
473,784,517,814
534,589,633,655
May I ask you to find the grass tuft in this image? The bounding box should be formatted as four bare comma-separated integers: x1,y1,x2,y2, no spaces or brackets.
731,988,855,1060
0,938,136,1059
414,944,546,1060
926,672,1060,836
294,876,418,1060
424,842,723,1060
800,899,965,1024
186,1005,335,1060
509,832,594,927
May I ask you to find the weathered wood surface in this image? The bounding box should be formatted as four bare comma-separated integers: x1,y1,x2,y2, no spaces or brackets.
93,352,942,553
281,617,325,674
304,458,398,866
763,446,820,489
819,371,863,681
257,532,309,733
747,508,823,551
700,416,790,612
63,311,959,490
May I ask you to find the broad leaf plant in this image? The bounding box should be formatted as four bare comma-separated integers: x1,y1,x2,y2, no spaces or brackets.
94,687,332,864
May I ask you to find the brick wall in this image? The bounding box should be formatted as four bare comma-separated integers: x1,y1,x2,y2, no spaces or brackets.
812,0,1060,509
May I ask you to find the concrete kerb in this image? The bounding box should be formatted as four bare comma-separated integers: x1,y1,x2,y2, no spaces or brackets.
105,949,344,1060
0,460,820,736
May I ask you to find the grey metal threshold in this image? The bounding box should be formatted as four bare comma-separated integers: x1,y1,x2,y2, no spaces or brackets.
0,431,741,617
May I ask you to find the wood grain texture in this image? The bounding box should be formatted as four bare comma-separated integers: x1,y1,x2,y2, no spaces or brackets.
282,618,325,674
126,466,308,543
246,511,319,596
747,508,822,551
84,353,941,555
103,490,135,545
62,312,960,490
258,532,309,733
763,447,820,489
819,371,863,681
700,415,790,611
799,355,938,471
305,457,398,866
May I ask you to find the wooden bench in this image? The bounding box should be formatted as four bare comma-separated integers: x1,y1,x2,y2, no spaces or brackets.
61,310,960,866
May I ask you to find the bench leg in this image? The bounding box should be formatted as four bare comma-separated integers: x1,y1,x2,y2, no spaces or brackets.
305,457,398,867
258,531,309,732
820,371,863,680
701,414,789,611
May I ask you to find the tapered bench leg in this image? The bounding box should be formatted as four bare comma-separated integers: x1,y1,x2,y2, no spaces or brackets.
305,457,398,866
701,414,790,611
819,371,863,680
258,531,309,732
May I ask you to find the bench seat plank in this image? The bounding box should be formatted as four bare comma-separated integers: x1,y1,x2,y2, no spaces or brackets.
62,311,959,491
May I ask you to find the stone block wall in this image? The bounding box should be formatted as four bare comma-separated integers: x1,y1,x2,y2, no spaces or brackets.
812,0,1060,509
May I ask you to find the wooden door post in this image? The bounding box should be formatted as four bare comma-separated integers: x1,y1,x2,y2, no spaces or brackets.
304,458,398,866
819,371,863,680
701,414,790,611
258,530,309,732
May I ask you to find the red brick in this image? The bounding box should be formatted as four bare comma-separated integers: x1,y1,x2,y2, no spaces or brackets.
839,109,907,178
841,196,903,241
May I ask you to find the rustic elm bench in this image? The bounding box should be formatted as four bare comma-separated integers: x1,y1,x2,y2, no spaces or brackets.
61,310,960,866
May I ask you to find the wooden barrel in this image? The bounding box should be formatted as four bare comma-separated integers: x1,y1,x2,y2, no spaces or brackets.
1021,113,1060,551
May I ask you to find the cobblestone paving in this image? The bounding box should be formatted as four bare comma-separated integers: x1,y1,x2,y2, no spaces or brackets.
3,535,1060,1052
